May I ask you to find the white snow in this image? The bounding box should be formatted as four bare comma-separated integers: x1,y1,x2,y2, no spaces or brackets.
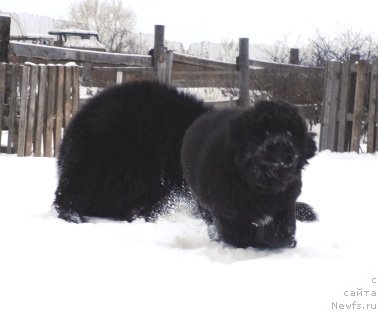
0,151,377,312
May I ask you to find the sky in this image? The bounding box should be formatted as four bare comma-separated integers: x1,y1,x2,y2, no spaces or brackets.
2,0,378,47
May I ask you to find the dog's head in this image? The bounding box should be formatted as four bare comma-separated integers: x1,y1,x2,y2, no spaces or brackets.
228,101,316,193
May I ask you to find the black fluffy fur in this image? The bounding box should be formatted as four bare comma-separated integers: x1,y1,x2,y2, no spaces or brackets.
181,100,317,249
54,81,209,223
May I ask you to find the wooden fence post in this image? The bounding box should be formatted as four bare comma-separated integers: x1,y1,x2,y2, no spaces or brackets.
0,63,5,152
18,66,30,156
54,65,64,157
64,66,73,128
319,61,341,151
349,54,360,63
289,48,299,65
153,25,165,69
81,63,92,86
72,66,80,115
7,65,19,154
153,25,172,85
376,101,378,153
0,15,11,62
351,60,367,152
367,63,378,153
25,65,38,156
34,65,47,157
45,65,57,157
238,38,250,107
337,61,351,152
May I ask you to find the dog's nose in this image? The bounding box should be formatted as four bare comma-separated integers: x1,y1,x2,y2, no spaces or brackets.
260,135,298,168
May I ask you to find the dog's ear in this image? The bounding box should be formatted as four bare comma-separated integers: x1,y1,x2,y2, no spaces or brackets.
304,132,317,162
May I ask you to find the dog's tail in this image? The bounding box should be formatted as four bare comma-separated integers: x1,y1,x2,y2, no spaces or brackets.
295,202,318,222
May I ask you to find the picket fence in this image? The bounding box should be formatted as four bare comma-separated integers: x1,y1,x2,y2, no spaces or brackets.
0,63,79,156
320,60,378,153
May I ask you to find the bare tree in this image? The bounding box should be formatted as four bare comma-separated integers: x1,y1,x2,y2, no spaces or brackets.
264,37,313,65
264,38,290,63
310,28,378,66
219,38,238,62
63,0,137,53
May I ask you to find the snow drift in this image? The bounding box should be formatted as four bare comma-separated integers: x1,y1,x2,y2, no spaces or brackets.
0,151,377,312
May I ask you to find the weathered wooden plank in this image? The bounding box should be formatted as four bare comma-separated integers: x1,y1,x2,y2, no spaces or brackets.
72,66,80,115
172,70,238,79
9,42,152,67
0,63,5,152
82,64,321,92
7,64,19,154
157,50,174,85
25,65,38,156
249,59,323,75
34,65,47,157
337,62,351,152
367,63,378,153
17,66,30,156
9,41,324,75
91,66,154,73
64,66,73,127
44,65,56,157
172,70,238,88
86,66,155,86
351,60,368,153
320,62,333,150
376,108,378,152
173,52,236,71
327,62,341,151
165,51,173,85
54,65,64,157
319,61,334,150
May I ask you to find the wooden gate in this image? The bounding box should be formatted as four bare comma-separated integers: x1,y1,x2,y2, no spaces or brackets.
320,60,378,153
0,63,80,157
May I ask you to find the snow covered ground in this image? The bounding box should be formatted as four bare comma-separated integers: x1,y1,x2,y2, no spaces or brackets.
0,151,377,312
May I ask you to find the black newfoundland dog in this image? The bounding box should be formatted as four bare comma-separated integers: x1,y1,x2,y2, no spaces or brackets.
181,101,317,249
54,81,316,250
54,81,208,223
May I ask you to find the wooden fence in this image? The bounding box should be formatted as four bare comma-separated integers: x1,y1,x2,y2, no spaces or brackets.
5,22,323,102
320,60,378,153
9,42,323,95
0,63,79,156
1,18,324,157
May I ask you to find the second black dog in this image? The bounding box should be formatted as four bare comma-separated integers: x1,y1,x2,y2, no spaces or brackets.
54,81,208,223
181,100,317,249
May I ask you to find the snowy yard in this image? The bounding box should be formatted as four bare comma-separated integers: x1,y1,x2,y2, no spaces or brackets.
0,151,377,312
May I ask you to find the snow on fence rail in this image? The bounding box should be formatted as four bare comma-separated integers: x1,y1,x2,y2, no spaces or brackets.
320,60,378,153
9,42,152,67
0,63,79,156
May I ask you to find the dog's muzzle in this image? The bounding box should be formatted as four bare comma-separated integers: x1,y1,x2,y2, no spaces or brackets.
256,132,298,170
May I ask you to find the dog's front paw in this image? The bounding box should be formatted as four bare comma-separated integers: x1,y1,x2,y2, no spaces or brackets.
289,239,297,248
296,202,318,222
